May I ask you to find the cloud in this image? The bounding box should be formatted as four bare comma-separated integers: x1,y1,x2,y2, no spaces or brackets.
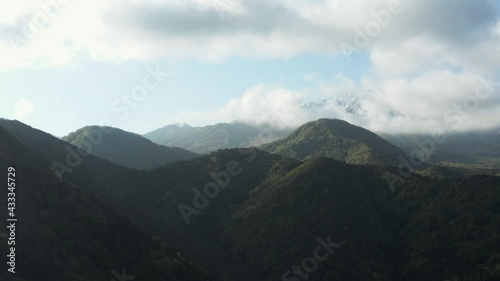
358,71,500,133
14,98,36,120
1,0,499,134
174,70,500,133
0,0,497,71
173,84,310,128
494,21,500,37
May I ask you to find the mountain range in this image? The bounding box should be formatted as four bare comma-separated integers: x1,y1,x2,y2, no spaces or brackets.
382,131,500,176
143,119,499,176
1,118,499,281
0,123,218,281
49,118,499,177
144,122,292,154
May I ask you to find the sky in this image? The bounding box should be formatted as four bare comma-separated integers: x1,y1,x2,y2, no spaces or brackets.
0,0,499,136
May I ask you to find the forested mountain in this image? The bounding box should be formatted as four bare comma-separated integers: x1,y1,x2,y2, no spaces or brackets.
0,119,283,281
3,1,498,280
0,119,146,201
1,119,500,281
0,125,218,281
62,126,198,170
262,119,409,166
144,122,292,154
148,154,500,281
382,130,500,176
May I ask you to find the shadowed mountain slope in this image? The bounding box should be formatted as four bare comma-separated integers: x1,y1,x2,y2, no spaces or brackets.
63,126,198,170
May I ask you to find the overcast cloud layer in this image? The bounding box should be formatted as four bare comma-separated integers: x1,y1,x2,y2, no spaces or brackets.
1,0,500,133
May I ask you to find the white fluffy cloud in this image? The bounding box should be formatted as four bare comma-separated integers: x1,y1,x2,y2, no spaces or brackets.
14,98,36,121
173,84,310,128
359,71,500,133
174,71,500,133
1,0,498,71
1,0,499,133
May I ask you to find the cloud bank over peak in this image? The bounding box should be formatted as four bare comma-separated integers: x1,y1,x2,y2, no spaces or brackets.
1,0,499,134
174,71,500,134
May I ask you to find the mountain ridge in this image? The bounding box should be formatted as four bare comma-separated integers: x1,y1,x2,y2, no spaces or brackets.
62,125,198,170
144,121,293,154
0,124,219,281
3,119,500,281
262,118,410,167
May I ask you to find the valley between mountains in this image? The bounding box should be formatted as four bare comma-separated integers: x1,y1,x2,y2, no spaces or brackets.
1,118,499,281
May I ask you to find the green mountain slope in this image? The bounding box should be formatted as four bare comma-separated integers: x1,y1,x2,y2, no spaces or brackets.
0,119,145,202
382,130,500,175
0,125,218,281
221,158,396,280
63,126,198,170
3,119,500,281
144,122,292,154
154,154,500,281
392,175,500,281
0,119,269,281
262,118,409,166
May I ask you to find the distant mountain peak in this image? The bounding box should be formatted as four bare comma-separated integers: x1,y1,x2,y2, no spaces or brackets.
144,121,293,154
174,122,191,128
